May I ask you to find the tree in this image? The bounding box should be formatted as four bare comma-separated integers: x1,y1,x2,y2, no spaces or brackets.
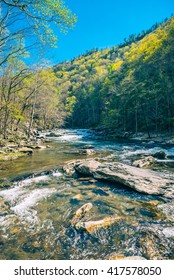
0,0,76,140
0,0,77,67
0,58,29,138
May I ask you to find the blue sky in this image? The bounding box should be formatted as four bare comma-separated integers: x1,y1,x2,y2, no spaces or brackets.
44,0,174,65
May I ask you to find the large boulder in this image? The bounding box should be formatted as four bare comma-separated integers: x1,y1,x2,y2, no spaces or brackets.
74,160,174,198
75,160,101,175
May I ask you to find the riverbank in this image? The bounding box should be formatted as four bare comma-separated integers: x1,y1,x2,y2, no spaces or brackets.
0,130,51,162
1,128,174,162
92,128,174,146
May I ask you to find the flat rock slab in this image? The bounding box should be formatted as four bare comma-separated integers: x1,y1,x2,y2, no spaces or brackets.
75,160,174,198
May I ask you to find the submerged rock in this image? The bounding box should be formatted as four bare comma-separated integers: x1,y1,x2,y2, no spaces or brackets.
153,150,166,160
132,156,155,168
72,203,93,223
0,180,11,189
74,160,174,198
34,145,47,149
120,256,147,260
0,199,9,215
79,149,96,156
139,235,163,260
107,254,146,260
46,132,60,137
75,216,121,233
81,145,94,149
157,202,174,221
9,227,20,235
18,147,33,155
72,194,83,201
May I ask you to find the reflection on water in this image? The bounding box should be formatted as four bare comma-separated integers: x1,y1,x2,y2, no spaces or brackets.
0,129,174,260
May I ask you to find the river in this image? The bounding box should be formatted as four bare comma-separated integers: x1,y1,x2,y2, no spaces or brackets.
0,129,174,260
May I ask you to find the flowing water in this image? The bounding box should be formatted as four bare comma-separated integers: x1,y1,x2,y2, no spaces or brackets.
0,129,174,260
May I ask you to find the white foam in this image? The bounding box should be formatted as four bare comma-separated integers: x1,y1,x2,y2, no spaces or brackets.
120,147,167,158
58,134,83,141
0,175,51,204
52,171,62,177
43,129,92,143
0,186,27,204
11,188,57,223
162,227,174,238
17,175,50,187
0,174,56,223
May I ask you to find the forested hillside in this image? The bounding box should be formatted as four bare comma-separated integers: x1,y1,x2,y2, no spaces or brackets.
55,16,174,135
0,14,174,141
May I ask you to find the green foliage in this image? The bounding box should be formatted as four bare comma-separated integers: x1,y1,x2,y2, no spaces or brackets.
1,11,173,139
0,0,77,68
54,16,174,133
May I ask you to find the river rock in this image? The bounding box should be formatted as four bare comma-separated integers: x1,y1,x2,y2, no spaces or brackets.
153,150,166,159
75,216,121,233
74,160,174,198
166,139,174,145
0,199,10,215
44,139,52,143
36,135,45,140
107,254,146,260
79,149,96,156
157,202,174,221
18,147,33,154
147,141,155,145
139,235,163,260
78,177,91,182
0,180,11,189
120,256,147,260
63,160,79,176
75,160,101,175
34,145,47,149
72,194,83,201
72,203,93,223
26,145,47,150
46,132,60,137
9,227,20,235
82,145,94,149
132,156,155,168
6,144,18,149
